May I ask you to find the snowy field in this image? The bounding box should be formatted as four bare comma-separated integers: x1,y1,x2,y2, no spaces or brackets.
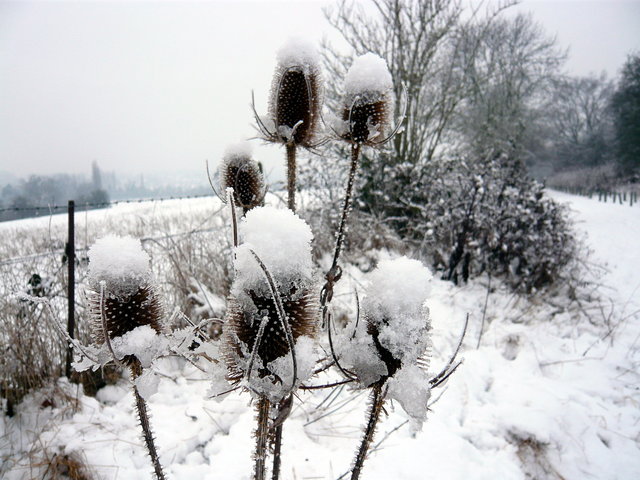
1,191,639,479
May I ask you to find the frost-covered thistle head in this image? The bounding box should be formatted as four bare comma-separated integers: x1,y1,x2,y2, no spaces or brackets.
338,257,433,427
86,235,163,366
337,53,394,146
223,206,318,402
219,142,264,213
264,38,322,147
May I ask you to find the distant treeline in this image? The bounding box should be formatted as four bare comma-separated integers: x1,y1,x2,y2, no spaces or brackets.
0,161,214,222
0,174,109,222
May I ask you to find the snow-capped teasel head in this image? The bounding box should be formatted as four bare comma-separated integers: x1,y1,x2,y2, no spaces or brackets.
86,235,164,366
222,206,319,401
219,142,264,213
261,38,322,147
363,257,432,368
340,256,432,387
338,52,396,146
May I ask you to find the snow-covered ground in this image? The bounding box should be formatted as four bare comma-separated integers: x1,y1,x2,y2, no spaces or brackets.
1,191,639,479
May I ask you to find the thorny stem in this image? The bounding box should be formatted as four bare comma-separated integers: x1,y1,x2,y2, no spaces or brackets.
271,394,292,480
227,188,238,248
271,423,283,480
429,314,468,388
321,143,362,308
131,360,166,480
286,143,297,212
351,382,386,480
254,397,271,480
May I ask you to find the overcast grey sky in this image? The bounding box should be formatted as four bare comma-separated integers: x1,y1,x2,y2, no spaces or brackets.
1,0,638,184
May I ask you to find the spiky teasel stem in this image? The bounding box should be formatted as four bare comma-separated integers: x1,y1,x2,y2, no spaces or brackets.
321,143,361,308
271,423,283,480
351,382,386,480
254,397,271,480
131,360,166,480
286,143,297,212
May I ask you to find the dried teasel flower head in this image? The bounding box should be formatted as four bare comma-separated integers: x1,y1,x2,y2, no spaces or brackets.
219,142,265,213
222,206,319,402
361,257,432,376
262,38,322,147
338,256,433,428
337,53,395,146
86,235,163,366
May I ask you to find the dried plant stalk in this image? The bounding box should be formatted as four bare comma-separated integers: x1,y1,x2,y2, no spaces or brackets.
351,382,386,480
131,360,166,480
254,397,271,480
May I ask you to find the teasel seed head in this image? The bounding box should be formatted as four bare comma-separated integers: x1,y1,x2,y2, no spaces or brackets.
219,142,265,213
266,38,322,147
340,257,432,388
222,206,319,402
86,235,164,366
338,53,394,146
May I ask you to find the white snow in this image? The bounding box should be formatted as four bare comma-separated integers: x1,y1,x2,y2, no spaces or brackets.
232,205,314,296
363,256,432,363
386,363,430,431
222,141,253,160
2,191,640,480
344,52,393,96
88,234,150,295
276,37,320,71
110,324,169,369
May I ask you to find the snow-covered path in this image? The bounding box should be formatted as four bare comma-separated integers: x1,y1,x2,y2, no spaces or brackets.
550,190,640,315
1,191,639,480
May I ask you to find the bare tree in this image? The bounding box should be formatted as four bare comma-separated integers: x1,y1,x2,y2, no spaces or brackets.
456,13,566,161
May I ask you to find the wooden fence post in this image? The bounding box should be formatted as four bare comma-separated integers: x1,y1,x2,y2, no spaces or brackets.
65,200,75,379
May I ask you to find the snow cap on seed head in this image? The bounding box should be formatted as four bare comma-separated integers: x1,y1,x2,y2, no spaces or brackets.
88,235,151,298
232,206,314,297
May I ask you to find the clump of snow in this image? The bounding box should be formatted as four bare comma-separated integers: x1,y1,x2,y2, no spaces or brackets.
222,141,253,160
335,318,388,386
73,325,169,374
88,235,150,297
344,53,393,96
233,206,314,296
364,257,432,363
386,364,431,431
276,37,320,72
134,369,161,400
110,324,168,368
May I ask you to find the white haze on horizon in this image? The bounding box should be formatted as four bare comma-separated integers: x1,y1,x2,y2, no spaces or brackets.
0,0,638,184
